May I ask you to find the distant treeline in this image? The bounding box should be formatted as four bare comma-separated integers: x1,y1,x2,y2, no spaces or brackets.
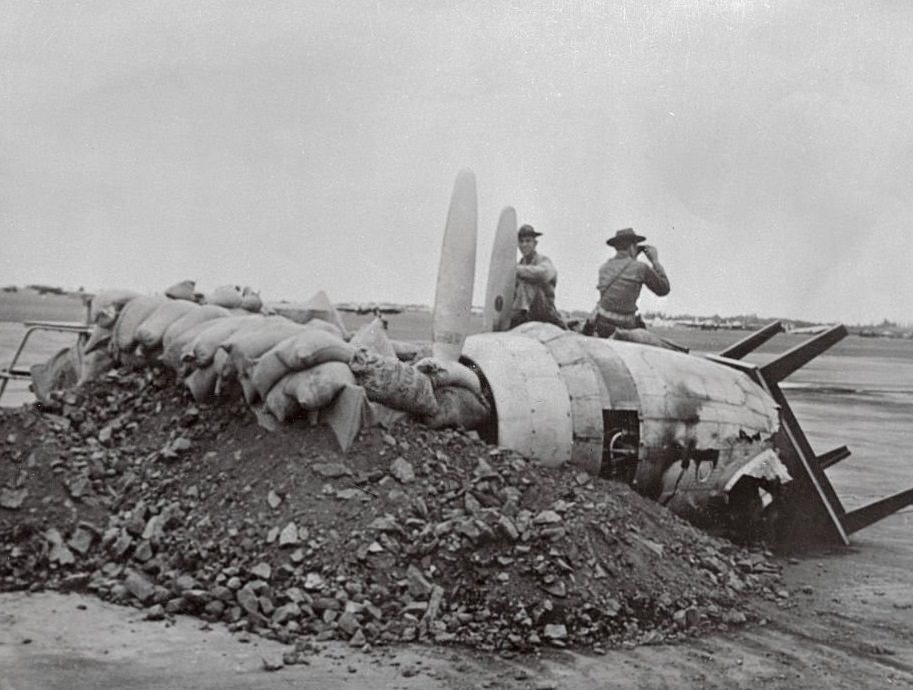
2,284,87,297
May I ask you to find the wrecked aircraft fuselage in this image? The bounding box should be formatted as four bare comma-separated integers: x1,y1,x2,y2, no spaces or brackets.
463,322,789,538
424,170,913,545
462,321,913,545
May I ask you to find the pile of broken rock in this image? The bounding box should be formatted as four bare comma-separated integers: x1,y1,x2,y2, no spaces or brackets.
1,366,785,654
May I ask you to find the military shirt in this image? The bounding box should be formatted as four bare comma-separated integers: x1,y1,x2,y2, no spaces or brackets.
514,252,558,312
597,256,670,315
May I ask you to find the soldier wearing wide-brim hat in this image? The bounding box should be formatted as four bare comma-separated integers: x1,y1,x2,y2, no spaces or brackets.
588,227,670,338
605,227,646,248
510,224,566,330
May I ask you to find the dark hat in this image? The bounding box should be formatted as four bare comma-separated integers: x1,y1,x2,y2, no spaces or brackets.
606,228,646,247
517,224,542,239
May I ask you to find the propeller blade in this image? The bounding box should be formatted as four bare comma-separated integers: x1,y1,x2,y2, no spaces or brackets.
431,169,477,361
483,206,517,332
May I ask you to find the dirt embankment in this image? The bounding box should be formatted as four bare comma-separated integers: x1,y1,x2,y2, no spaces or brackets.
0,366,789,659
4,368,913,689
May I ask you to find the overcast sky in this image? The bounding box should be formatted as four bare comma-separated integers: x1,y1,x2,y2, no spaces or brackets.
2,0,912,324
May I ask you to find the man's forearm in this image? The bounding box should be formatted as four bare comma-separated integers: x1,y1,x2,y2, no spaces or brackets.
645,260,670,295
517,264,554,284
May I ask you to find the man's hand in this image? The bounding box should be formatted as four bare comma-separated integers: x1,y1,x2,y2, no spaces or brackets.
641,245,659,262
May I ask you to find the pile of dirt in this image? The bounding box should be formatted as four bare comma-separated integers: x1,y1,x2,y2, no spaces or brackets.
0,367,784,654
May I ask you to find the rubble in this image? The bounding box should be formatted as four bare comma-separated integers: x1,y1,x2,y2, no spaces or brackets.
0,367,785,653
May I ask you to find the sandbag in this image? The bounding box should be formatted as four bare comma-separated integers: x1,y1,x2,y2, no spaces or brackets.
264,380,300,423
161,304,230,352
165,279,199,302
83,324,113,354
91,289,141,328
206,285,243,309
284,361,355,410
211,349,235,397
221,318,307,361
274,329,355,370
162,318,227,373
30,347,80,406
240,286,262,313
422,385,490,430
78,348,115,386
222,319,310,392
349,349,438,417
414,357,482,394
350,318,397,358
185,314,263,367
134,300,199,349
248,350,291,403
184,363,220,403
250,330,355,401
113,295,168,352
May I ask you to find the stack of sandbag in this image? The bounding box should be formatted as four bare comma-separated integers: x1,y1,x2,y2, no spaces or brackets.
112,297,232,368
111,295,170,367
252,329,356,424
159,305,234,371
90,289,142,330
174,314,280,402
80,289,141,381
181,315,264,371
134,300,201,353
101,293,203,373
414,357,490,430
33,289,377,445
63,287,491,449
84,289,141,354
218,317,313,403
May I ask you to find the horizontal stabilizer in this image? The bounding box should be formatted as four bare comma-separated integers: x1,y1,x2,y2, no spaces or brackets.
760,325,847,384
842,488,913,535
718,321,783,360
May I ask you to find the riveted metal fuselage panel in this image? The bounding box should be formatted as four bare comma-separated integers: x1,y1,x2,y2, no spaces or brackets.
463,329,781,501
463,332,573,466
510,323,605,473
598,340,780,494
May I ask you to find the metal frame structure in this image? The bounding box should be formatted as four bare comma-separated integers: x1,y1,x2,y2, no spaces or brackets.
0,321,92,402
